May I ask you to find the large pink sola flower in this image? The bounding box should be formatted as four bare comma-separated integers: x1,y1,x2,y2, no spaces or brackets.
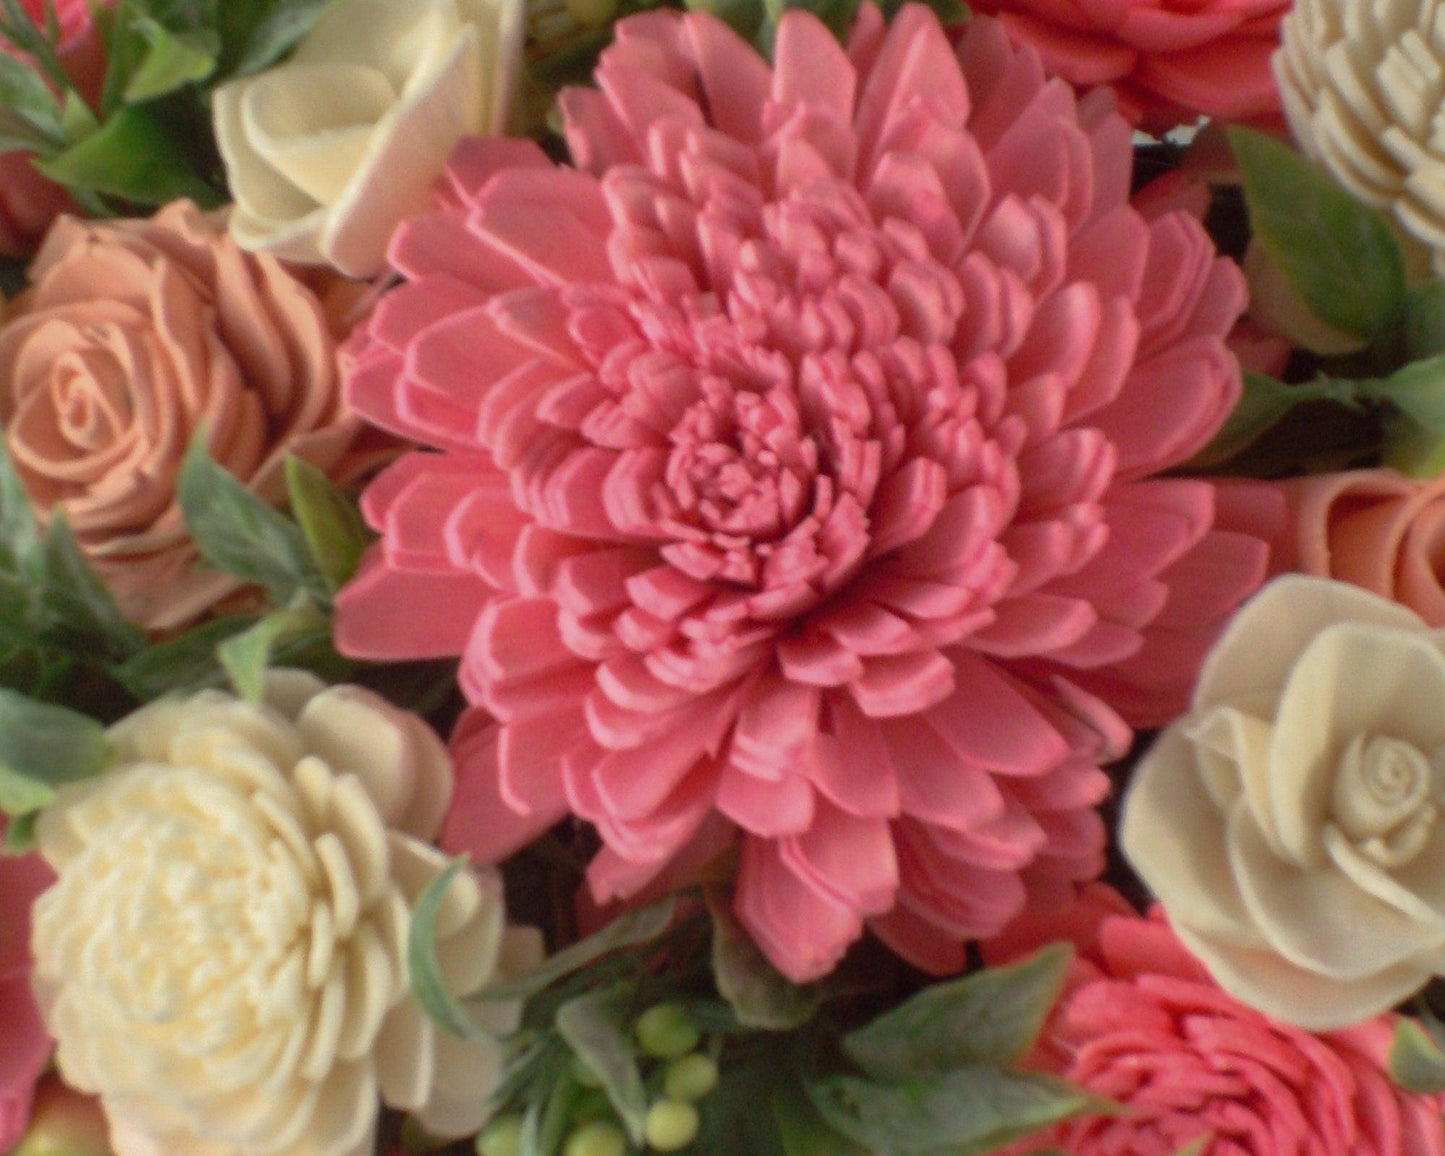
336,2,1274,980
970,0,1288,130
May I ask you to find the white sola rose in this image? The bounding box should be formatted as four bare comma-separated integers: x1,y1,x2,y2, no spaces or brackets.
213,0,524,278
29,672,542,1156
1123,575,1445,1031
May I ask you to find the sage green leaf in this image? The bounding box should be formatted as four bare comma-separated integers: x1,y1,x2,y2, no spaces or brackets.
2,808,38,854
37,512,146,662
843,945,1073,1080
217,604,327,703
110,615,254,700
1188,372,1365,472
556,985,649,1143
285,456,370,594
1406,281,1445,361
124,17,218,101
774,1078,869,1156
406,857,500,1041
1390,1017,1445,1094
37,105,221,206
0,50,63,142
710,889,822,1030
806,1066,1094,1156
0,437,40,579
0,689,108,814
1230,126,1405,342
177,433,323,601
227,0,334,76
1362,356,1445,478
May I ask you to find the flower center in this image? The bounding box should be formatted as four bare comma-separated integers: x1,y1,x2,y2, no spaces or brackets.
1331,734,1441,867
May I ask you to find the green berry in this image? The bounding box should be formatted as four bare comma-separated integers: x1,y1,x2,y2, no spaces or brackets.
662,1054,719,1103
563,1121,629,1156
635,1004,701,1060
477,1115,525,1156
644,1101,700,1151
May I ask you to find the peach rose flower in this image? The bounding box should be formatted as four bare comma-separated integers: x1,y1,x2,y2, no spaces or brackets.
0,201,377,632
1266,469,1445,627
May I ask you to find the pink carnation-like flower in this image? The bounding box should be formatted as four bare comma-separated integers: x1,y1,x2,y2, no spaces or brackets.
969,0,1288,130
336,3,1272,980
0,818,55,1153
988,886,1445,1156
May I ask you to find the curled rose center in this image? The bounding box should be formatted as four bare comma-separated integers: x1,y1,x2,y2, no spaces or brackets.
1331,734,1440,867
53,356,129,452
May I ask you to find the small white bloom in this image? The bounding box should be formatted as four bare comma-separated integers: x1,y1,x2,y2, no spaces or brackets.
1123,575,1445,1030
31,672,542,1156
1275,0,1445,274
214,0,525,278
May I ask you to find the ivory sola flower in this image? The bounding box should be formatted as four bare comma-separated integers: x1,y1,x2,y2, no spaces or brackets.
336,3,1274,981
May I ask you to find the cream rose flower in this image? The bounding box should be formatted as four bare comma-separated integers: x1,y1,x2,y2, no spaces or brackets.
1123,575,1445,1031
213,0,524,278
30,672,541,1156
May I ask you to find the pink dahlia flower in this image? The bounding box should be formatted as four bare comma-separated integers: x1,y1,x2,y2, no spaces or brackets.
970,0,1288,130
0,819,55,1152
988,886,1445,1156
336,3,1273,980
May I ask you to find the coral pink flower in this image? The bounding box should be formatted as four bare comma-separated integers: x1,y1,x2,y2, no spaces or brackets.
18,0,94,44
969,0,1288,130
0,818,55,1154
336,4,1272,980
988,886,1445,1156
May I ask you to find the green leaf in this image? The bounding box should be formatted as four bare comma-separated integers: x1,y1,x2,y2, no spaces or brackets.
805,1067,1094,1156
684,0,764,41
1390,1017,1445,1094
37,512,146,663
406,857,502,1042
0,689,108,814
123,17,218,101
473,899,675,1003
1362,356,1445,477
519,1061,578,1156
0,437,40,579
227,0,335,76
1407,281,1445,361
217,604,327,703
555,985,649,1143
110,615,254,700
285,456,370,594
774,1078,869,1156
0,50,63,143
37,104,221,206
177,433,322,602
842,945,1073,1080
1231,126,1405,343
1188,372,1365,472
2,808,38,854
709,889,822,1031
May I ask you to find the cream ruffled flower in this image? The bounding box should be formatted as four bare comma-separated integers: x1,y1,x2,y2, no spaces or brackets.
1123,575,1445,1031
1276,0,1445,274
30,672,541,1156
213,0,524,278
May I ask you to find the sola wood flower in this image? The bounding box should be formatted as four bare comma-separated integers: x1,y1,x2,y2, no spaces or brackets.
970,0,1289,129
30,674,540,1156
336,3,1273,980
1125,575,1445,1030
1277,0,1445,273
988,886,1445,1156
0,818,53,1155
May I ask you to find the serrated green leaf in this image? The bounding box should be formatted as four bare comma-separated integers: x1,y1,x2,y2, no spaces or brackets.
556,985,649,1143
217,604,327,703
843,945,1073,1081
37,512,146,663
123,17,218,101
110,615,254,700
2,808,38,854
1230,126,1405,343
806,1067,1094,1156
177,433,322,602
0,689,107,814
709,889,821,1031
1391,1017,1445,1094
37,104,221,206
406,857,503,1042
285,456,370,594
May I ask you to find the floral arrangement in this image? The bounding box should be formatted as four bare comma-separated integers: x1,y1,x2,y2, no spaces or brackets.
8,0,1445,1154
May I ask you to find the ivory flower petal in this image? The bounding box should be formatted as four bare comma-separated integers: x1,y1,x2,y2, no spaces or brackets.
1124,574,1445,1029
214,0,524,278
29,675,538,1156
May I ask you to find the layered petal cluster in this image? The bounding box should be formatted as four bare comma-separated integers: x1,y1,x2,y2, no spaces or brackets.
1124,576,1445,1029
337,3,1271,980
1277,0,1445,274
971,0,1288,130
0,201,379,632
989,886,1445,1156
0,817,54,1154
30,674,540,1156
